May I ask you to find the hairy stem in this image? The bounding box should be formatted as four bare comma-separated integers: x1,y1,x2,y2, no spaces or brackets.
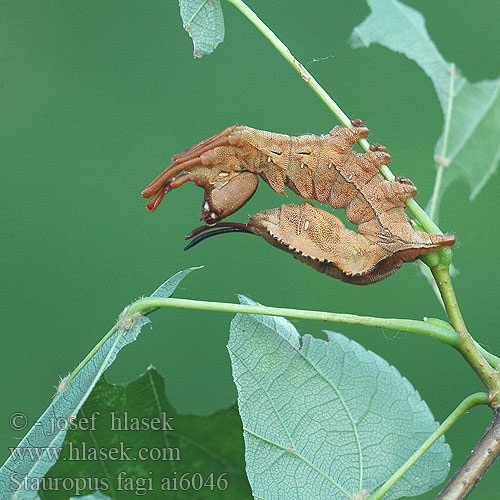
225,0,441,235
369,393,489,500
63,325,118,389
431,266,500,405
437,407,500,500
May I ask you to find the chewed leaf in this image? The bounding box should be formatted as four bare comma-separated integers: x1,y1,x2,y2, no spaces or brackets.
433,78,500,208
229,297,451,499
351,0,500,214
178,0,225,58
44,368,251,498
350,0,465,113
0,268,200,499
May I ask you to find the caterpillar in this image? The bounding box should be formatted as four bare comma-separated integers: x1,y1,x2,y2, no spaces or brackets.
142,120,454,284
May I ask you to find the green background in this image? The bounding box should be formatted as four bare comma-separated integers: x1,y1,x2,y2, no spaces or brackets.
2,1,499,498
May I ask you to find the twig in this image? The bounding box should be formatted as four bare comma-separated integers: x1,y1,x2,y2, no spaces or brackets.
369,393,489,500
437,407,500,499
431,266,500,402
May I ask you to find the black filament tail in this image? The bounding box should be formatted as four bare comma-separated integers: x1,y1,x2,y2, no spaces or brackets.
184,227,255,251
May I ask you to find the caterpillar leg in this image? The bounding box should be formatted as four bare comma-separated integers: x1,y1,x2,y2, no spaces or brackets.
141,126,259,221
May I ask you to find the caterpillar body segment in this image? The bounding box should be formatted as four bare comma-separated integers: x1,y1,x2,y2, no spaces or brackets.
141,122,392,222
246,202,455,285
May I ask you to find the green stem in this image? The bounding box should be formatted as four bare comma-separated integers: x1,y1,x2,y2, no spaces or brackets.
429,63,455,221
476,342,500,371
431,266,500,405
127,296,459,345
131,297,498,374
418,260,446,310
184,0,209,28
130,296,490,370
64,296,499,391
225,0,441,235
368,393,489,500
431,266,466,331
225,0,350,126
63,324,118,389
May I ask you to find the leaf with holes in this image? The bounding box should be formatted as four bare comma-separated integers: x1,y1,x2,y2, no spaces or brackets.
228,296,451,499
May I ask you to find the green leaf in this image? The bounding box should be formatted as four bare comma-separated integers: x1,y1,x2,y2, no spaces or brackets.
0,268,200,500
350,0,463,113
350,0,500,215
151,266,204,298
229,296,451,500
179,0,225,58
434,78,500,204
43,368,251,499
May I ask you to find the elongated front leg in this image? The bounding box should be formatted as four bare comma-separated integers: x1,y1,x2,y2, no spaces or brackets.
141,126,259,222
142,127,237,200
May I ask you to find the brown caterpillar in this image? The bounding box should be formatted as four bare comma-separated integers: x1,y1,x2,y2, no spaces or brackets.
142,120,455,284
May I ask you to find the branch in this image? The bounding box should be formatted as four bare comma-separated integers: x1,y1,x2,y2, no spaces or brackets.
431,266,500,405
437,407,500,499
127,296,459,345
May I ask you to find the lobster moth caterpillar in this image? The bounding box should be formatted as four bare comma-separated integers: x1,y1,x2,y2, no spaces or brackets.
142,121,454,284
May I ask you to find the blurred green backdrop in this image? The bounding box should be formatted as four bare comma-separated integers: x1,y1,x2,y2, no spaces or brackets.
2,1,499,498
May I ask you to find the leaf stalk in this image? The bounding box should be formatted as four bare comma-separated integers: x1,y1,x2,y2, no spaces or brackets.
369,393,489,500
429,63,456,221
128,296,458,343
